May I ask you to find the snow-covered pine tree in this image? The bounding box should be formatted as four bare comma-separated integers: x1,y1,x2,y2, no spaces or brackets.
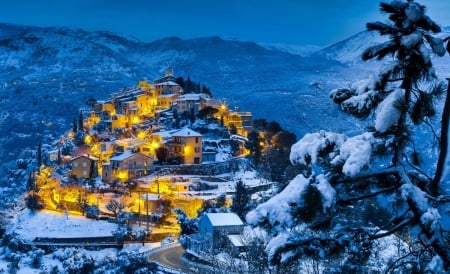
246,0,450,272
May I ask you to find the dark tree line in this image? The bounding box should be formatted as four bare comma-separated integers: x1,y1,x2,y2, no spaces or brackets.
175,76,212,96
245,119,301,187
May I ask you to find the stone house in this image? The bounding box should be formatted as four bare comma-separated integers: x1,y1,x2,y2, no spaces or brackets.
71,154,99,179
102,152,153,183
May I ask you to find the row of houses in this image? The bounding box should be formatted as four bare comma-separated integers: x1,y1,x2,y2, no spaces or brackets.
85,69,253,137
69,69,253,184
71,127,204,183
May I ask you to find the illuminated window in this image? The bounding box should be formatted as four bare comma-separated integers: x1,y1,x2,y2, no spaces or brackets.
82,162,87,167
73,162,79,167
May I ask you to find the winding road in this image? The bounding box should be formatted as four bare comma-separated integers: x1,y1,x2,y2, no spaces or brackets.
148,245,199,274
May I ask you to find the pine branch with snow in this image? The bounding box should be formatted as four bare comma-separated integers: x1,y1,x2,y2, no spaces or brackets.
246,1,450,271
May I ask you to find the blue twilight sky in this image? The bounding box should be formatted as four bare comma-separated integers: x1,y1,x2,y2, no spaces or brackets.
1,0,449,46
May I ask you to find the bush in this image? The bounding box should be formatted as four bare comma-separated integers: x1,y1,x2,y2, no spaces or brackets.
25,193,44,211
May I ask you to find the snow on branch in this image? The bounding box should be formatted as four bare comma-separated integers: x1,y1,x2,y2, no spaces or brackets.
315,175,336,211
330,133,375,177
246,174,310,230
330,77,382,118
290,131,345,166
290,131,375,177
400,32,422,49
375,88,404,133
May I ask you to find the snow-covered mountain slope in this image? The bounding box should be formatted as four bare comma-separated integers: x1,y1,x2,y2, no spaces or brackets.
258,42,323,57
313,27,450,68
312,30,388,64
0,23,353,165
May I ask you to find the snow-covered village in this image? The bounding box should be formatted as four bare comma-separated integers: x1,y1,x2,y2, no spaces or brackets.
1,0,450,273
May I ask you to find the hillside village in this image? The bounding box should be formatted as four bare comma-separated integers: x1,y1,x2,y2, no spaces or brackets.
66,68,252,181
22,68,271,254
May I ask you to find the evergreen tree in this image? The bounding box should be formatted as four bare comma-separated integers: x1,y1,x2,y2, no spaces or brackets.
174,208,198,237
26,172,36,191
25,193,44,211
216,194,226,208
359,0,445,170
57,149,62,165
72,118,78,133
36,142,42,169
231,180,250,219
78,111,84,132
245,131,263,165
246,1,450,271
189,107,195,124
197,106,218,120
265,121,282,139
155,146,169,164
173,108,180,129
185,76,192,93
175,76,185,89
202,85,212,97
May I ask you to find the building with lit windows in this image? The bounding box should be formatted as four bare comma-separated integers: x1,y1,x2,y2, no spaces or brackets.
70,154,99,179
102,152,153,183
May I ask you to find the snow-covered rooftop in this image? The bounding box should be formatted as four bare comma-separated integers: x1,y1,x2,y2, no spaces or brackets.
155,81,179,86
140,193,161,201
71,154,99,161
152,129,176,139
110,151,135,161
206,213,243,227
172,128,202,137
115,138,145,147
175,93,210,101
227,234,246,247
157,94,177,98
152,128,202,139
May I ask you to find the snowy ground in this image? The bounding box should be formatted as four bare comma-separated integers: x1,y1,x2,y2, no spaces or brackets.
0,170,274,273
7,170,270,242
8,209,118,241
0,243,162,274
137,169,273,201
1,209,166,273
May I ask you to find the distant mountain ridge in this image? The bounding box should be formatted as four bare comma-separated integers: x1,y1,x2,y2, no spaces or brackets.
313,25,450,64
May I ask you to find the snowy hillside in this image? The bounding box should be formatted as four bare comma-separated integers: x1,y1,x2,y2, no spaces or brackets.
311,30,388,64
258,42,323,56
0,23,354,168
0,22,449,178
313,26,450,69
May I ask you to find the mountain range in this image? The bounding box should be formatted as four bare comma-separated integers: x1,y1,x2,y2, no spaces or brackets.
0,22,449,174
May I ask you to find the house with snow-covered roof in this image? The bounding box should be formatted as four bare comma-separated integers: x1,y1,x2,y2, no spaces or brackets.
168,128,203,164
172,93,211,116
71,154,99,179
102,152,153,183
151,128,203,164
186,212,246,256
